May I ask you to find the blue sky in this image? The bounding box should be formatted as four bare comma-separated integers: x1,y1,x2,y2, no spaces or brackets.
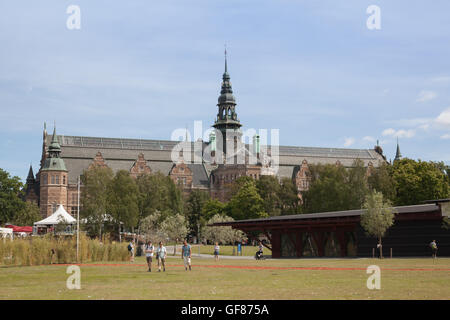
1,0,449,182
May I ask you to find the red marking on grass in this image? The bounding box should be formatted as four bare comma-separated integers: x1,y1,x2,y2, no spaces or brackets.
53,263,450,272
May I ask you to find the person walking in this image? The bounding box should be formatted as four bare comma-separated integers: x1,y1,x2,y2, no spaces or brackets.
157,241,167,272
145,240,154,272
430,240,438,259
214,242,220,261
181,240,192,271
128,240,135,263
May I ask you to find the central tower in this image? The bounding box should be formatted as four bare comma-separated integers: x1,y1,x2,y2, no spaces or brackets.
212,50,243,164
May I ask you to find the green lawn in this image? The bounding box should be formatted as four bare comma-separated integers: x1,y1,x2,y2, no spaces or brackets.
1,257,449,300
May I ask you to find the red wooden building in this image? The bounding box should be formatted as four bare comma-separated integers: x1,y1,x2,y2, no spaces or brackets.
213,200,450,258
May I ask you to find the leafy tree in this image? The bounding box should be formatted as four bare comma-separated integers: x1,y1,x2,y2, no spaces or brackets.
184,189,210,238
136,172,183,220
368,162,396,202
107,170,139,232
160,213,189,246
0,170,27,225
202,214,246,245
346,159,370,209
202,199,226,221
227,180,267,220
302,163,348,213
80,165,114,238
139,210,166,243
360,191,395,258
278,177,301,215
0,169,25,224
229,176,253,197
13,201,41,226
302,160,371,213
392,159,449,205
256,175,281,216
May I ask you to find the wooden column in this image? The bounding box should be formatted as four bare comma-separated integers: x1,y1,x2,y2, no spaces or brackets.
312,231,325,257
337,230,347,257
296,232,303,257
271,230,281,258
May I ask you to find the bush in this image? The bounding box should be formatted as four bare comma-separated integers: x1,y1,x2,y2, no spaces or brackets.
0,234,129,266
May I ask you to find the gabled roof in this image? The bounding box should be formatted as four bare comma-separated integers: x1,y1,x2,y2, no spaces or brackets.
34,205,76,225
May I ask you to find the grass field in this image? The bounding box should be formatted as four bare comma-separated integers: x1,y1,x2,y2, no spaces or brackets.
1,256,449,300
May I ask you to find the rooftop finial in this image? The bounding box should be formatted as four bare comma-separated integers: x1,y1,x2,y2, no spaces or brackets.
224,44,228,73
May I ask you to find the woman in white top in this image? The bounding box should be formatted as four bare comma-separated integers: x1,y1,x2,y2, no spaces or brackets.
214,242,220,261
157,241,167,272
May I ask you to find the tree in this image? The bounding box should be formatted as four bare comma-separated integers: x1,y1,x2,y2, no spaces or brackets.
184,189,210,238
136,172,184,221
368,162,396,202
302,160,371,213
256,175,281,216
108,170,139,232
202,214,246,245
13,201,41,226
278,177,301,215
346,159,370,209
0,168,25,224
139,211,167,243
302,163,348,213
80,165,114,238
202,199,226,221
160,213,189,254
227,180,267,220
360,191,395,258
392,159,449,206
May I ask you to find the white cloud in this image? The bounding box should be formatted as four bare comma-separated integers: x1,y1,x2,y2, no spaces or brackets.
382,128,415,138
441,134,450,140
416,90,437,102
436,108,450,128
362,136,375,143
343,137,355,147
431,76,450,83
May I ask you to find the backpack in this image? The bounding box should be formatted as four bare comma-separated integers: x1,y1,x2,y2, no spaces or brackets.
128,244,132,251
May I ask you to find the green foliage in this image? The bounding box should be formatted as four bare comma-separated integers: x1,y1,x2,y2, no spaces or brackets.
202,199,226,221
392,159,449,205
368,163,396,202
107,170,139,230
135,172,183,220
227,180,267,220
80,165,114,237
256,175,281,216
278,177,302,215
12,201,41,226
302,163,349,213
184,189,210,237
0,168,25,224
360,191,395,243
202,214,246,244
160,213,189,242
302,160,371,213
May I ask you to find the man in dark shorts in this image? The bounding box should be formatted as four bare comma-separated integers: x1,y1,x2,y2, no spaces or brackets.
430,240,438,259
145,240,154,272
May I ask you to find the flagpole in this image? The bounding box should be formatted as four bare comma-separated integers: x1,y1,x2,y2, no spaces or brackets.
77,175,80,262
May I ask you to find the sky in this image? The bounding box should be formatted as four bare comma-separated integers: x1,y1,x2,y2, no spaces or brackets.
0,0,449,182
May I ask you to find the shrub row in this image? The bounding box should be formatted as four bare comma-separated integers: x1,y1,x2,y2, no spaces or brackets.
0,234,129,266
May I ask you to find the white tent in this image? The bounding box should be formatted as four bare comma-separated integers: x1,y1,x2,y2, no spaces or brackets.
0,227,13,240
34,204,76,226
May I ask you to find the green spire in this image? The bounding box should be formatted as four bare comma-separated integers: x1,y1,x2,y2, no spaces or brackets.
394,138,402,162
41,124,67,172
49,124,61,153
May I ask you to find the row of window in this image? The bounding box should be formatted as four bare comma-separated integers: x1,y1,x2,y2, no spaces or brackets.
42,174,66,185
